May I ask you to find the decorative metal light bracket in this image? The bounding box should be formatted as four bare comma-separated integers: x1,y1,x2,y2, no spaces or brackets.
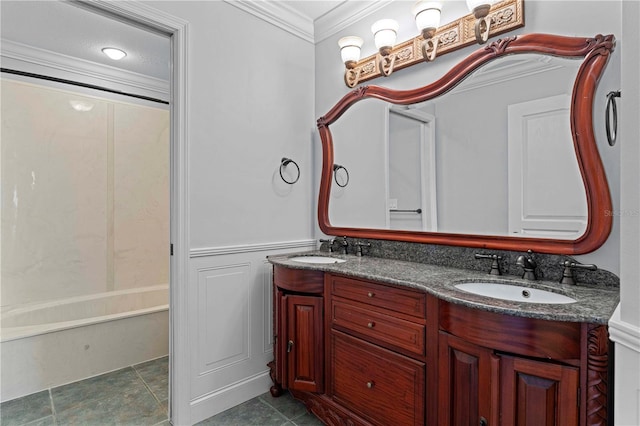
344,0,525,88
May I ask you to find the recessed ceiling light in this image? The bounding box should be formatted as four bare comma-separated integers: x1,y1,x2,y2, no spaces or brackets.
69,100,95,112
101,47,127,60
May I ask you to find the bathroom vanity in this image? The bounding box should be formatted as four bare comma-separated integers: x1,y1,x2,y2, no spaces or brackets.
268,254,617,426
270,31,619,426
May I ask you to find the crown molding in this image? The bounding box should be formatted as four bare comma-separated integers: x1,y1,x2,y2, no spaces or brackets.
223,0,391,44
314,0,392,43
224,0,315,43
0,39,169,101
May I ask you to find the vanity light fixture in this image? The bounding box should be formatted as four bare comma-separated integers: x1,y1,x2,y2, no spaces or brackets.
339,36,364,88
337,0,524,87
413,1,442,61
467,0,496,44
371,19,400,77
101,47,127,60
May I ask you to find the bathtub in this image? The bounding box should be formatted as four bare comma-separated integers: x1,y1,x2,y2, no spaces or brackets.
0,285,169,402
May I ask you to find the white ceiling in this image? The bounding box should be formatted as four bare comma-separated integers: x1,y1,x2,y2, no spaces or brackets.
0,1,386,82
0,1,171,81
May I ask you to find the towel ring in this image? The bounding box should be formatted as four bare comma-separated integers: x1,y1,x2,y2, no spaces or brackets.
279,157,300,184
333,164,349,188
605,91,621,146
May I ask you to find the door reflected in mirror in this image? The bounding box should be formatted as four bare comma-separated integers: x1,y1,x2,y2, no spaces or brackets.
329,54,586,240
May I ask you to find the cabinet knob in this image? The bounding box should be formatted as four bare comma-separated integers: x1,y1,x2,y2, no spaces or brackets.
287,340,294,353
367,292,375,298
367,322,375,328
366,381,374,389
480,417,488,426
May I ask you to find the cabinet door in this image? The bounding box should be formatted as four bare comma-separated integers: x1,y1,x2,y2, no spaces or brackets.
284,294,324,393
500,355,579,426
438,331,499,426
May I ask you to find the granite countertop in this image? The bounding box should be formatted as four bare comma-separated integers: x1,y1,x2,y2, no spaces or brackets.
267,251,620,325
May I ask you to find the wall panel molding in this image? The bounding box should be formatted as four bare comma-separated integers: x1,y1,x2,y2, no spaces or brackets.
190,239,316,258
188,242,316,423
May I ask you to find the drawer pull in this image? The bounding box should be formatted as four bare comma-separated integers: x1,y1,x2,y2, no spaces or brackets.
367,322,375,328
367,292,375,298
366,381,374,389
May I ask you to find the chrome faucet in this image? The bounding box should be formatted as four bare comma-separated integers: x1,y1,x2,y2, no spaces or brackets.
560,259,597,285
474,253,502,275
515,250,537,280
337,236,349,255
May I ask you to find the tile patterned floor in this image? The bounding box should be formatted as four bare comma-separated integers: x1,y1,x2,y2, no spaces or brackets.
1,356,169,426
0,356,321,426
196,392,323,426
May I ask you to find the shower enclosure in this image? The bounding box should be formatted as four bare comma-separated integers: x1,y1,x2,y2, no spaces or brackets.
0,77,170,402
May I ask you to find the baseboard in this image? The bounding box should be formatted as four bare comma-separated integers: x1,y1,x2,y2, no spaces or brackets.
189,371,272,424
609,304,640,353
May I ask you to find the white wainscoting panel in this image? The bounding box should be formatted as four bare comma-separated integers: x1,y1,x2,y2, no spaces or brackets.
197,264,250,374
188,240,315,423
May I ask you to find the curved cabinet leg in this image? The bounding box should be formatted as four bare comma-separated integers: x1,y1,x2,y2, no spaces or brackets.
267,360,284,397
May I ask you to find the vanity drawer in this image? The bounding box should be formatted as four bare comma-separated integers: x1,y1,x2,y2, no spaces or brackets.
332,299,425,356
328,274,426,319
331,330,425,426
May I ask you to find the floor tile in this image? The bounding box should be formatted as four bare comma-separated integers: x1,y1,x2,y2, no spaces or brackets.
54,390,167,426
51,367,166,426
290,411,325,426
259,392,307,420
51,368,142,413
134,356,169,402
22,416,56,426
195,398,288,426
0,390,52,426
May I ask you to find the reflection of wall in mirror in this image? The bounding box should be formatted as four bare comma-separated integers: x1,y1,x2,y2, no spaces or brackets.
430,61,582,237
329,99,387,228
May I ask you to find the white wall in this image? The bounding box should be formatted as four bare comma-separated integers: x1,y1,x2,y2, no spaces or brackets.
143,2,317,423
146,1,315,250
610,1,640,425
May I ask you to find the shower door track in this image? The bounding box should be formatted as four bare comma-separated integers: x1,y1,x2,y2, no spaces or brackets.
1,68,169,105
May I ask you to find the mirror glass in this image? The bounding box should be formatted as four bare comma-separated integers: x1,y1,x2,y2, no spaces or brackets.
329,54,587,240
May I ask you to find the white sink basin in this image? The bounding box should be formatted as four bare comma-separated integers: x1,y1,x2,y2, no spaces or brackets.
289,256,346,264
454,282,576,304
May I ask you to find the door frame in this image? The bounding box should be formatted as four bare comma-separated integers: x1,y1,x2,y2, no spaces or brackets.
385,105,438,232
81,1,190,424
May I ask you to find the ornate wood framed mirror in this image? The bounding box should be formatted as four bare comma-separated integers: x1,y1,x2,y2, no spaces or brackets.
317,34,615,254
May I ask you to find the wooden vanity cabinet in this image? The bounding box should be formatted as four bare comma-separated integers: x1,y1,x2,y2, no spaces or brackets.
271,266,610,426
438,300,608,426
272,266,324,395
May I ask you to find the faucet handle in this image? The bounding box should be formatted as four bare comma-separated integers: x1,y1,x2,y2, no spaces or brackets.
355,242,371,257
319,239,334,253
475,253,502,275
559,260,597,285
